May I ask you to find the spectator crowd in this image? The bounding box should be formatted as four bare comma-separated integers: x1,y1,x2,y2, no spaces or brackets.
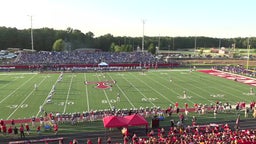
13,51,163,65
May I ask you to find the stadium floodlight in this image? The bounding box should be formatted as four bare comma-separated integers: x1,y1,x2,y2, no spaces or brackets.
142,19,145,53
219,38,221,49
28,15,34,51
158,34,160,49
194,36,197,55
246,37,250,69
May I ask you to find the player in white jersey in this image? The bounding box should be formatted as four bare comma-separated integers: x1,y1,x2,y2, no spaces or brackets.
34,83,38,90
116,93,120,102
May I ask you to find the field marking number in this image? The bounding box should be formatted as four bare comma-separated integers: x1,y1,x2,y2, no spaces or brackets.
102,99,116,104
58,101,74,106
142,97,158,101
7,104,28,109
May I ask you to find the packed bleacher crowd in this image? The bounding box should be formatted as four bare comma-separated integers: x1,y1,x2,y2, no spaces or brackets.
13,51,164,65
213,65,256,77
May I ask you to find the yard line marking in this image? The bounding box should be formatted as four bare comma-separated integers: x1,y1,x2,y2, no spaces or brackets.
0,74,36,104
191,73,237,104
123,75,156,107
96,73,112,109
36,73,62,117
108,73,136,108
147,74,195,104
63,74,74,113
0,76,20,91
185,72,236,104
199,70,253,102
84,73,90,111
130,72,174,104
172,73,215,104
7,74,47,119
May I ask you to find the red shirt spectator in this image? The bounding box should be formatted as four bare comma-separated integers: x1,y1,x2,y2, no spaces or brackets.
25,123,30,135
37,125,41,134
175,102,179,108
123,135,129,144
53,123,58,135
2,124,7,134
185,103,188,110
20,124,25,138
8,126,13,134
97,137,102,144
0,119,4,126
11,119,15,125
87,139,93,144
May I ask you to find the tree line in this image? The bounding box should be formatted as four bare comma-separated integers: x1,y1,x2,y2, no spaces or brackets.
0,26,255,54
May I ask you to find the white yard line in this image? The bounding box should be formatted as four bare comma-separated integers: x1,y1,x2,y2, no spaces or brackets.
192,75,237,104
0,74,36,104
84,73,90,111
172,73,215,104
147,74,194,105
155,71,219,105
213,70,256,98
102,88,113,108
63,74,74,113
96,73,112,109
108,73,136,108
7,75,47,119
127,76,156,106
0,76,19,91
36,73,62,117
131,72,174,104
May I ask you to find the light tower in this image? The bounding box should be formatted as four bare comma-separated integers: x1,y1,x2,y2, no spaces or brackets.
142,20,145,52
246,37,250,69
28,15,34,51
219,38,221,49
194,36,197,55
157,34,160,54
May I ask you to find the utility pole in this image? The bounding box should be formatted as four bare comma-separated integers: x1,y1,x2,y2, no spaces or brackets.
194,36,197,55
142,20,145,52
246,37,250,69
219,38,221,49
28,15,34,51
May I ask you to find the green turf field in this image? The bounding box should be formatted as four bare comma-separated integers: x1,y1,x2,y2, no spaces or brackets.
0,69,255,120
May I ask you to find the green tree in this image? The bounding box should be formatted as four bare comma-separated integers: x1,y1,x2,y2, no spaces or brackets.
110,43,115,52
114,45,122,52
52,39,65,51
148,43,156,54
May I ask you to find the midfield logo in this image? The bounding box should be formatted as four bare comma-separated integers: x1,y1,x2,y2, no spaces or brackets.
85,80,116,89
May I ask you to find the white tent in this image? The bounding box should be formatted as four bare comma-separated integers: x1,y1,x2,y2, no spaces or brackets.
98,62,108,66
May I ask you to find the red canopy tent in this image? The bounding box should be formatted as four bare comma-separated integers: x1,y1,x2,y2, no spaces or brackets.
124,114,148,127
103,115,128,128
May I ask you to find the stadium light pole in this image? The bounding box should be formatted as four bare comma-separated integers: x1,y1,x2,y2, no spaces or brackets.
28,15,34,51
219,38,221,49
246,37,250,69
194,36,197,55
158,34,160,51
142,19,145,53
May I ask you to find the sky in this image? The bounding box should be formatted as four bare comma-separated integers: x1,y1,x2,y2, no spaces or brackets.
0,0,256,38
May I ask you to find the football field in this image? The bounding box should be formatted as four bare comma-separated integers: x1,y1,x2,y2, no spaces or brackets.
0,69,255,120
